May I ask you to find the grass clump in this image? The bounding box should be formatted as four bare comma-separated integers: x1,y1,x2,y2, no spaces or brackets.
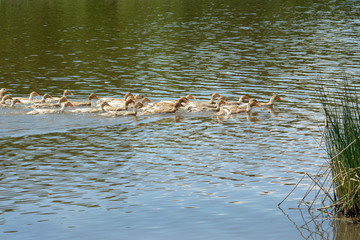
320,83,360,217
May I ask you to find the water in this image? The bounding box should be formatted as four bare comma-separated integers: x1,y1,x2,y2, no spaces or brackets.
0,0,360,239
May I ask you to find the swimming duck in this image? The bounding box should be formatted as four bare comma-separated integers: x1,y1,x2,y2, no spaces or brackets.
228,95,250,105
27,101,75,115
0,98,23,108
0,88,9,100
216,99,261,115
186,96,227,112
100,102,144,117
72,93,100,107
259,94,283,107
48,89,74,102
100,92,139,107
72,100,112,113
103,98,137,111
16,91,41,104
141,98,187,115
0,95,12,104
31,96,68,108
31,94,53,103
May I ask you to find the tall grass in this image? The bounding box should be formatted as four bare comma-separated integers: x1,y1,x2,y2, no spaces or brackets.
320,83,360,217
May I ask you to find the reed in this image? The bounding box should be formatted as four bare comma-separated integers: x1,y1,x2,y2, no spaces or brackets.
320,83,360,217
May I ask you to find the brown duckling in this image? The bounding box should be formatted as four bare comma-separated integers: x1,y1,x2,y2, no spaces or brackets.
100,102,144,117
0,95,12,104
217,99,261,115
72,100,112,113
27,101,75,115
31,96,68,109
72,93,100,107
16,91,41,104
228,95,250,105
0,98,23,108
259,94,283,107
141,98,186,115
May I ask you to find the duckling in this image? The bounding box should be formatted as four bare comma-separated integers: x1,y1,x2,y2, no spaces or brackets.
186,96,227,112
217,99,261,115
72,93,100,107
31,96,68,109
260,94,283,107
32,94,53,103
100,92,140,107
72,100,112,113
104,98,137,111
48,89,74,102
0,98,23,108
228,95,250,105
16,91,41,104
141,98,186,115
100,102,144,117
0,95,12,104
27,101,75,115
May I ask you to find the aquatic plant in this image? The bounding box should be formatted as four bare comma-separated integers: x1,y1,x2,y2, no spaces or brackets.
279,82,360,220
319,83,360,217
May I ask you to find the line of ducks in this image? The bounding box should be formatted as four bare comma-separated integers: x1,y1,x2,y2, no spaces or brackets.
0,88,283,117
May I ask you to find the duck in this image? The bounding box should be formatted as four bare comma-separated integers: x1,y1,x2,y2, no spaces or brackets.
16,91,41,104
48,89,74,102
0,88,9,100
0,95,12,104
103,98,137,111
72,100,112,113
186,96,227,112
31,96,69,109
141,98,187,115
216,99,261,115
0,98,23,108
100,92,140,107
259,94,283,107
33,94,54,103
146,96,191,109
100,102,144,117
228,95,250,106
184,93,227,111
71,93,100,107
27,101,75,115
153,95,195,106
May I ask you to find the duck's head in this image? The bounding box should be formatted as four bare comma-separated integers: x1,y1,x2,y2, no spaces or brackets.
272,94,283,101
141,97,152,104
1,88,9,94
64,89,73,96
249,99,261,108
61,101,76,108
185,94,196,100
12,99,23,105
177,97,190,105
30,91,41,98
239,95,250,101
88,93,99,100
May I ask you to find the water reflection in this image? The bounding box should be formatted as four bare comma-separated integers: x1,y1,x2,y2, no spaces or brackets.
279,207,360,240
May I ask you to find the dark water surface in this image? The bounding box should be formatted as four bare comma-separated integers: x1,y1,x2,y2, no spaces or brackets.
1,0,360,239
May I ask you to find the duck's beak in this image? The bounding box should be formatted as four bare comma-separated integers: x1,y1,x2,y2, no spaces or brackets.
18,100,23,104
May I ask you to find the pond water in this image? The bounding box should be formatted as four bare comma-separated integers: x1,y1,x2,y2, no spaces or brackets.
0,0,360,239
